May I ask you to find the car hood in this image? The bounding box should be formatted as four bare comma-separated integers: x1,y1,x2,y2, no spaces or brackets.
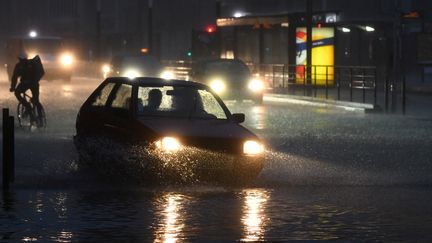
138,117,255,139
137,117,258,153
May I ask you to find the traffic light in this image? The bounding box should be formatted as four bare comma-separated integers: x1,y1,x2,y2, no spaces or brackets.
191,25,220,60
187,51,192,57
206,25,216,33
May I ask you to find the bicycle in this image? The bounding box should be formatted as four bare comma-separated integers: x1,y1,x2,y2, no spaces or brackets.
17,91,46,129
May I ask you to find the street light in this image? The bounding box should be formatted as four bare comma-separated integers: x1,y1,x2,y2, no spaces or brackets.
365,26,375,32
233,11,245,18
29,30,37,38
341,27,351,33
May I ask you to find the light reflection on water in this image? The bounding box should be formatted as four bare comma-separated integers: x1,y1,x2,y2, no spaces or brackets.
154,193,187,243
35,192,44,213
250,106,267,130
241,189,270,242
2,187,432,242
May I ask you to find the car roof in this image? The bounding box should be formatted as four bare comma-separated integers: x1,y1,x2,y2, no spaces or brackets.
105,77,208,88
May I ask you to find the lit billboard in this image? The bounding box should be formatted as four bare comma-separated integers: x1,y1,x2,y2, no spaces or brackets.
296,27,334,85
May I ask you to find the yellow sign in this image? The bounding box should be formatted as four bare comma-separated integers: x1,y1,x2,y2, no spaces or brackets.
296,27,334,85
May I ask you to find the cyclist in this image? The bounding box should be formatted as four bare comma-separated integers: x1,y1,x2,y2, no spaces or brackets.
9,52,44,125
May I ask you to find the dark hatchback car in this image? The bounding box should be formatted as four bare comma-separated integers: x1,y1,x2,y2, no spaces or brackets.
74,77,265,183
190,59,265,104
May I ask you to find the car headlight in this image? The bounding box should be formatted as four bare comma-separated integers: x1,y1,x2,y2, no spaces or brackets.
209,79,226,94
102,64,111,78
243,140,264,156
160,70,175,80
123,69,141,79
60,53,74,67
27,52,37,59
155,137,181,152
102,64,111,74
248,78,264,92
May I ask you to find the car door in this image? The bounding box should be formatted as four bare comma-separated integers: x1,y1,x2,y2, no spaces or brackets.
77,81,116,136
103,82,135,141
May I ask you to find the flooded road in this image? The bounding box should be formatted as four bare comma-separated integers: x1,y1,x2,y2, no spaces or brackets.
1,77,432,241
2,186,432,242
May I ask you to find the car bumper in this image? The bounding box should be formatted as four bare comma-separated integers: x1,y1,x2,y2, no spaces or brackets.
74,136,264,184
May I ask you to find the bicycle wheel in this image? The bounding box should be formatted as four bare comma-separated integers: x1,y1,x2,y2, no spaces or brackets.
35,104,47,128
17,102,32,128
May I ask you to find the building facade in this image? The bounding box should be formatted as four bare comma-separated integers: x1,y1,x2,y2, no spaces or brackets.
216,0,432,84
0,0,217,61
0,0,431,83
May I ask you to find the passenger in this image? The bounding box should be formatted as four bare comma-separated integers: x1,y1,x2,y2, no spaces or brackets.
142,89,162,113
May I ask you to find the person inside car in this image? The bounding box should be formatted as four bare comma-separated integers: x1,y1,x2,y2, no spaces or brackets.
141,89,162,114
171,88,216,119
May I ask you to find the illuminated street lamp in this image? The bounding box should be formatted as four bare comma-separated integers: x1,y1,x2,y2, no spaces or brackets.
29,30,38,38
233,11,245,18
341,27,351,33
365,26,375,32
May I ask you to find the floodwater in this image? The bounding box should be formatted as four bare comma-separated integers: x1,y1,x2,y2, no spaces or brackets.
2,186,432,242
1,77,432,241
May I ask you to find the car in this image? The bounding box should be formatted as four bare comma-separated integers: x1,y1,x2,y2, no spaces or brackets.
101,54,174,80
3,36,75,82
190,59,265,104
74,77,265,184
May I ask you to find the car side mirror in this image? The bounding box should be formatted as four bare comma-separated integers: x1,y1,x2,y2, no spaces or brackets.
231,113,245,123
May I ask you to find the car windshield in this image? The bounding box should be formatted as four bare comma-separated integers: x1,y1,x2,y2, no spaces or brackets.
204,60,250,76
137,85,228,120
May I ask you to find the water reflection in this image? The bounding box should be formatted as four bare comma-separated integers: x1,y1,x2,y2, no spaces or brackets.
62,84,73,98
53,192,68,219
250,106,267,130
35,192,44,213
2,190,15,212
241,189,270,242
51,231,73,243
154,193,187,243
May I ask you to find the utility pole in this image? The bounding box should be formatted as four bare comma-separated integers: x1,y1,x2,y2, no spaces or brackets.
95,0,101,61
148,0,153,55
391,0,401,112
306,0,313,87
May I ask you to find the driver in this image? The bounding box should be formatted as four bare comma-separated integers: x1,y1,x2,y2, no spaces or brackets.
172,88,213,118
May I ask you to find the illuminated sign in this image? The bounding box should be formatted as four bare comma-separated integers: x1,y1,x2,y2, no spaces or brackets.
296,27,334,85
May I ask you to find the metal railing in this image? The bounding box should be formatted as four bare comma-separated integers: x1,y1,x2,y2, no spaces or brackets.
160,60,381,107
249,64,378,106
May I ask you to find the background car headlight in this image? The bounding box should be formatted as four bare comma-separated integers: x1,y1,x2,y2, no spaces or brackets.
102,64,111,78
248,78,264,92
156,137,181,152
123,69,141,79
160,70,175,80
60,53,74,67
243,140,264,156
209,79,226,94
102,64,111,74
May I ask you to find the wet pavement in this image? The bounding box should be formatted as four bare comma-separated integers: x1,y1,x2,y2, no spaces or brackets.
1,77,432,241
